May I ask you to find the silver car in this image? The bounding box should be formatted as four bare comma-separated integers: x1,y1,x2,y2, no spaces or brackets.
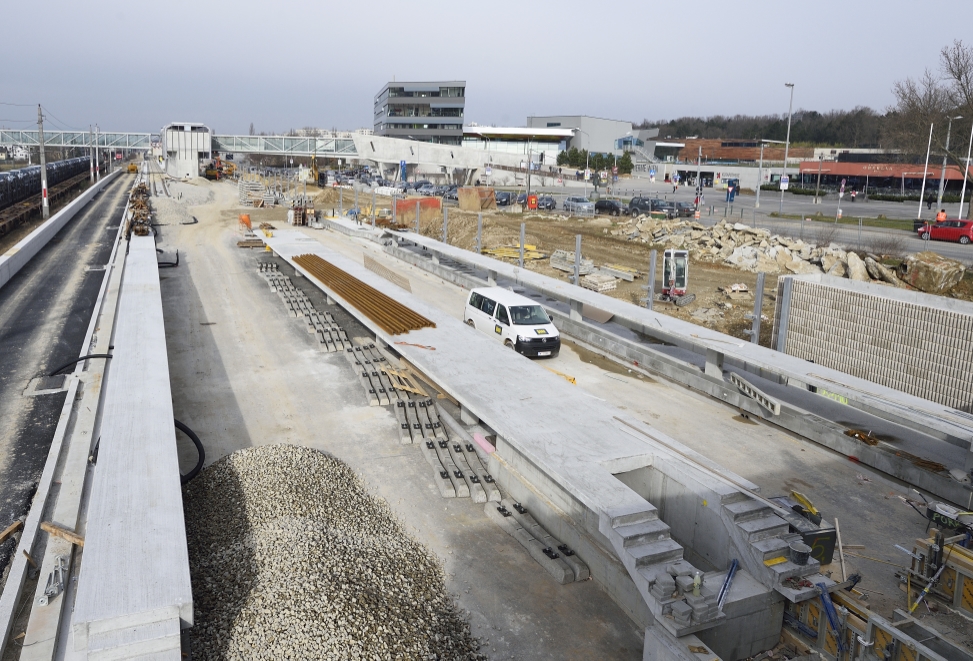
563,196,595,214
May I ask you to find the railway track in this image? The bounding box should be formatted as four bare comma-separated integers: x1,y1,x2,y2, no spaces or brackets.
145,159,170,197
0,171,92,240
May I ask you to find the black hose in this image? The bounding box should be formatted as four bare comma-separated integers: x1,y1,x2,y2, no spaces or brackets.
157,250,179,268
49,353,112,377
175,419,205,484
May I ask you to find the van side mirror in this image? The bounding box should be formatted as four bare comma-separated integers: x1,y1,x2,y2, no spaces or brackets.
549,315,554,322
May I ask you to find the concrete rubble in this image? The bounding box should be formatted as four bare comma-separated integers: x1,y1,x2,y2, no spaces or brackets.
612,215,968,292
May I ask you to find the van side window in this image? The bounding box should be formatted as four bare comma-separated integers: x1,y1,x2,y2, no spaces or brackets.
469,292,482,309
480,297,496,316
496,305,509,325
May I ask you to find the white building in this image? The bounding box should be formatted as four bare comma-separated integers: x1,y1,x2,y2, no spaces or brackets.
162,123,212,178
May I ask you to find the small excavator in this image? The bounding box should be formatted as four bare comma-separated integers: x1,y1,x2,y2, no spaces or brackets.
657,249,696,306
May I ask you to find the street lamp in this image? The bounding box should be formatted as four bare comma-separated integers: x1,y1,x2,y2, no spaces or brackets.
960,120,973,219
755,139,787,208
937,115,963,208
779,83,795,216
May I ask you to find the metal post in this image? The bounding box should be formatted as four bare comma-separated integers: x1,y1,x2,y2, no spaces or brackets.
371,189,376,227
695,146,702,198
476,213,482,253
749,272,765,345
519,223,525,269
937,116,961,208
646,250,656,310
415,200,421,233
960,121,973,219
442,205,448,243
779,83,795,216
814,157,823,204
918,123,935,222
755,143,764,208
858,218,862,251
89,124,94,183
38,105,48,219
354,185,358,214
94,125,100,181
392,192,397,226
573,235,582,285
339,186,344,216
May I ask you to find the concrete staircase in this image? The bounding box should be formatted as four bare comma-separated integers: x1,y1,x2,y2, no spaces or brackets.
600,505,725,638
720,493,832,602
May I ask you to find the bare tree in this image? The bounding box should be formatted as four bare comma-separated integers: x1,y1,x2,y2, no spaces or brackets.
888,40,973,216
249,122,255,136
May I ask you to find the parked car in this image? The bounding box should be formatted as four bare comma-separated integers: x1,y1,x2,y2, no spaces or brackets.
628,196,674,219
917,219,973,244
444,187,459,201
495,190,512,206
516,193,528,205
536,195,556,210
416,184,437,196
594,199,626,216
674,201,695,217
563,196,595,214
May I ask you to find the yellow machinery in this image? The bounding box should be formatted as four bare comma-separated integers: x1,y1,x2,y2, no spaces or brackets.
127,163,138,173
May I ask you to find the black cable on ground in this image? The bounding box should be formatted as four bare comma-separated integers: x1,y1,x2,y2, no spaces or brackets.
175,419,204,484
157,250,179,268
49,354,112,377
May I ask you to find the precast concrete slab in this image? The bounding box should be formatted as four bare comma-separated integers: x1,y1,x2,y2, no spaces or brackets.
391,231,973,454
71,234,191,656
264,229,826,659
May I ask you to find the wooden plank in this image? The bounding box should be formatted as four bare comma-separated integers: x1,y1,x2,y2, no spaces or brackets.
40,521,84,547
0,520,22,544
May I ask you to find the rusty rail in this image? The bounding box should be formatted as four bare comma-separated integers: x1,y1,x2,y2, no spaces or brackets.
293,254,435,335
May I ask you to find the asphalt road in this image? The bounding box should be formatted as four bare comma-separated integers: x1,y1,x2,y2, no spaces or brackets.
0,174,130,576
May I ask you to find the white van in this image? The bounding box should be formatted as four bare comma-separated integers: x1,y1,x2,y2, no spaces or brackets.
464,287,560,358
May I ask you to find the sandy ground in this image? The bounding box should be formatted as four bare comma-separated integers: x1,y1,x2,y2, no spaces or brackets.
159,179,973,654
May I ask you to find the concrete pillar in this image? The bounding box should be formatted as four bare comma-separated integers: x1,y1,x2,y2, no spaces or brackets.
749,272,766,345
476,213,482,253
573,235,582,285
325,293,335,305
646,250,656,310
704,349,724,378
570,300,583,322
460,404,478,425
432,252,440,265
488,270,497,286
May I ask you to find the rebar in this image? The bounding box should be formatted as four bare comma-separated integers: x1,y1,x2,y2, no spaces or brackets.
294,254,435,335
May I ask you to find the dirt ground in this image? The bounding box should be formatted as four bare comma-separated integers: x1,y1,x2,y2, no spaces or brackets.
409,207,779,346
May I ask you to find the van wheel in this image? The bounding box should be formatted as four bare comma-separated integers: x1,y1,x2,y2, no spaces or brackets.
466,319,475,327
504,340,515,350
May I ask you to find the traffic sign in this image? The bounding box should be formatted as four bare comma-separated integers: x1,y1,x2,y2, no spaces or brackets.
485,166,492,176
780,175,789,191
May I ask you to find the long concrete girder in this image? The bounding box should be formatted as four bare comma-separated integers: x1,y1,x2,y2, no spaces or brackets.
393,230,973,458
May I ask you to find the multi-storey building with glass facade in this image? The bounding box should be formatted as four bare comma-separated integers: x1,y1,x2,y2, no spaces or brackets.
373,81,465,145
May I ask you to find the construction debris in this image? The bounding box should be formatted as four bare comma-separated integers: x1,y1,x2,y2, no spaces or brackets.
125,182,151,237
482,245,547,260
581,273,617,292
550,249,594,274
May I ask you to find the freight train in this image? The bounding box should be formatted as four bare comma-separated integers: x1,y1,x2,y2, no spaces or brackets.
0,157,90,213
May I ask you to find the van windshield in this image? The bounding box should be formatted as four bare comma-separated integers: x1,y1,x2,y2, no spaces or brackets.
509,305,550,325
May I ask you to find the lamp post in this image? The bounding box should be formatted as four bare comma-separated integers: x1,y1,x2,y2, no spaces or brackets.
918,123,935,222
779,83,795,216
756,139,787,208
960,120,973,219
937,115,963,208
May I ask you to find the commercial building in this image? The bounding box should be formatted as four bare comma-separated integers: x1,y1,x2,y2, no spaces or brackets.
373,81,466,145
526,115,661,162
162,122,211,178
461,125,573,168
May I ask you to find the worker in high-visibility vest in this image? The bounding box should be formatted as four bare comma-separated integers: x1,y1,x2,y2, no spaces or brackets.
936,209,947,222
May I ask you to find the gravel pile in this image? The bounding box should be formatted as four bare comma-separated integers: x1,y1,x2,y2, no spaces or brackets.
168,181,213,206
183,444,485,661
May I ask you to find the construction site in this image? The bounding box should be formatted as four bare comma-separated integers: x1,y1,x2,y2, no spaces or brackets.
0,152,972,661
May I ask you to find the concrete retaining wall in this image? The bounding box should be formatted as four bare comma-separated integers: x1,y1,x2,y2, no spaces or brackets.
774,274,973,413
0,169,123,290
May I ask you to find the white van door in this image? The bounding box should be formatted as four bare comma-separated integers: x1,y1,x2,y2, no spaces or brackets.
494,304,514,345
467,292,497,334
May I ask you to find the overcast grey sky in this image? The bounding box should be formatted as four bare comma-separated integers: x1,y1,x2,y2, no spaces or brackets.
2,0,971,135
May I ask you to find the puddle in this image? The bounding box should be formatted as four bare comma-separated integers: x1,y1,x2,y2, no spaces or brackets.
562,339,657,382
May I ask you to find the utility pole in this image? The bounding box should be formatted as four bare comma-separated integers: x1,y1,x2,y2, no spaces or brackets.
89,124,94,183
918,123,934,222
779,83,795,217
38,105,49,219
937,115,963,208
695,146,702,198
95,125,100,181
814,157,823,204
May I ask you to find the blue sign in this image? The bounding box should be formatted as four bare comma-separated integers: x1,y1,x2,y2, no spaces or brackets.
399,159,407,181
649,169,656,177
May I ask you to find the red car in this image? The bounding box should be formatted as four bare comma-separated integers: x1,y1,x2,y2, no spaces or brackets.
917,219,973,245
